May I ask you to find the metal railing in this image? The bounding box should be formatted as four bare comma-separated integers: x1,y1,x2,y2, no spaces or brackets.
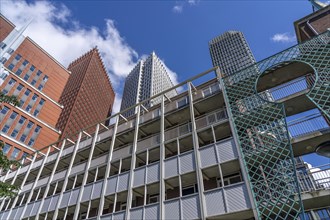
297,163,330,193
259,73,315,102
287,112,329,138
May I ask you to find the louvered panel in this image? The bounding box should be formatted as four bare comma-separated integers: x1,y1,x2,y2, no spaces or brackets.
199,145,217,168
9,207,17,219
82,184,93,202
164,199,180,219
91,181,103,199
24,202,33,217
69,188,80,205
1,211,9,219
147,163,160,184
217,138,237,162
145,204,159,220
15,206,24,219
180,152,195,174
41,197,51,213
48,195,59,212
112,211,126,220
133,167,146,187
117,172,129,192
30,201,41,217
100,214,112,220
106,176,117,195
226,183,251,212
204,188,225,217
60,191,70,208
164,157,178,178
130,207,143,220
181,195,200,220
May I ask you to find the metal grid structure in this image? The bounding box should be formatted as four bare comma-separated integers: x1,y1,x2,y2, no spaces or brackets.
220,30,330,219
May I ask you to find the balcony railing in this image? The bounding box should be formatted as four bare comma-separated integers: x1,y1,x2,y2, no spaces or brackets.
297,163,330,193
287,112,329,138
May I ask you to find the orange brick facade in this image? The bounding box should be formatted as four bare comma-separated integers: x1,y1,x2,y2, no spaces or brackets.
1,15,70,159
56,48,115,139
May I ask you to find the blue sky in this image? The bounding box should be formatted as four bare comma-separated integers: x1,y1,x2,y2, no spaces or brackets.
1,0,329,166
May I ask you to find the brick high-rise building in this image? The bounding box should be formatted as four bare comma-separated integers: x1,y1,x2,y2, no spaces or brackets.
0,14,70,160
56,48,115,139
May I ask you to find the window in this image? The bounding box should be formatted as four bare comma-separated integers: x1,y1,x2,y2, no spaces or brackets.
2,143,11,155
33,110,40,117
32,94,38,101
20,134,27,142
10,111,18,119
18,116,26,124
15,69,22,76
23,74,30,81
16,84,24,91
39,99,45,106
217,173,242,187
8,78,16,86
120,202,127,211
30,65,35,71
177,97,188,109
15,54,22,61
31,80,37,86
22,60,29,66
8,63,14,70
36,70,42,76
2,89,8,94
19,100,24,107
21,152,29,159
10,148,20,159
37,85,44,91
2,125,10,133
148,194,159,204
7,48,14,55
28,138,35,147
35,126,41,133
25,105,32,112
43,75,48,82
1,106,9,115
24,89,31,96
0,42,6,49
203,87,211,97
182,184,198,196
10,129,19,138
0,57,7,64
27,121,34,128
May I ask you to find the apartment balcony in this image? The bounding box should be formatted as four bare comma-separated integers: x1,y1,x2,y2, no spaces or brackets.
289,112,330,156
297,163,330,210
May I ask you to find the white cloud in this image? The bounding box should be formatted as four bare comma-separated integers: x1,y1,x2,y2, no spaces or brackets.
173,4,183,13
173,0,199,13
1,1,138,79
271,32,296,43
1,0,179,113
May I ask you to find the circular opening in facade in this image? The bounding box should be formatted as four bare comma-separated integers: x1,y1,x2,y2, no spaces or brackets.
256,61,316,103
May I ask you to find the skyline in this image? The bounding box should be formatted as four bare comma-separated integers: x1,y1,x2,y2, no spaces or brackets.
1,0,324,113
1,0,329,167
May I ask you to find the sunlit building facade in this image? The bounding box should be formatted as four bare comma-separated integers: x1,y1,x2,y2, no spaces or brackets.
0,30,329,219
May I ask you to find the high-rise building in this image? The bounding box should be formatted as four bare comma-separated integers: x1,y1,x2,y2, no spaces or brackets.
0,30,329,220
209,31,256,76
120,52,177,117
294,3,329,43
56,48,115,139
0,14,70,160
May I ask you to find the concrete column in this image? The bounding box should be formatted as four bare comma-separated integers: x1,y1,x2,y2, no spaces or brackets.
73,124,100,219
159,95,166,220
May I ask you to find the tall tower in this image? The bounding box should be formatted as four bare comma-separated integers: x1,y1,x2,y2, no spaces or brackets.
56,48,115,139
120,52,177,117
0,14,70,159
209,31,256,76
